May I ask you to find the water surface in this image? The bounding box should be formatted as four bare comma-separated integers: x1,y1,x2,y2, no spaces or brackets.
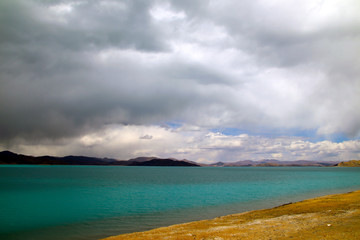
1,166,359,240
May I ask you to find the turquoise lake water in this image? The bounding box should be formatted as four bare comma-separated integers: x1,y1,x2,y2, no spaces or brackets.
0,165,360,240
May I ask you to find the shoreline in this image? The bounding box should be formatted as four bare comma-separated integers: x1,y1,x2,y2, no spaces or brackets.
102,190,360,240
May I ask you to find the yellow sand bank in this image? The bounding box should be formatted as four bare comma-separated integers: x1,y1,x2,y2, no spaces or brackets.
102,190,360,240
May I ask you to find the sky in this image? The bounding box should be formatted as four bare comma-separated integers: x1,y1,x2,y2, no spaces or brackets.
1,0,360,163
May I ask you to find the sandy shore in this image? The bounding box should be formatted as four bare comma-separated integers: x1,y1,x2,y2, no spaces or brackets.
102,190,360,240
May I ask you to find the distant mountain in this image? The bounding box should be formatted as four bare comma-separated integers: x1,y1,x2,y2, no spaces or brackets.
129,158,199,167
209,162,227,167
0,150,340,167
0,151,122,165
128,157,159,163
126,156,200,166
335,160,360,167
209,160,258,167
208,159,337,167
0,151,199,167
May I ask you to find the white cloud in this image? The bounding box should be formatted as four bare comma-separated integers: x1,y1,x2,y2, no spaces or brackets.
150,3,186,21
49,2,77,15
0,0,359,158
2,124,359,163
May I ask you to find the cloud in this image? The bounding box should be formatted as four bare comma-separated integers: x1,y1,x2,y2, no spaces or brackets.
2,124,360,162
0,0,359,159
140,134,153,140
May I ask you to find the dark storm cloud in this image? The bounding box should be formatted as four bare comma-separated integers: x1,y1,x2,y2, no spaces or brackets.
1,0,360,149
0,0,164,51
0,0,167,142
0,0,240,144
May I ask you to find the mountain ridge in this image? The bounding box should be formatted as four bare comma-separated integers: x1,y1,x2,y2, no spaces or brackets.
209,159,337,167
335,160,360,167
0,151,199,167
1,150,355,167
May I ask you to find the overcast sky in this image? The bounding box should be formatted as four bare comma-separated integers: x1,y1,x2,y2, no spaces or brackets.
1,0,360,162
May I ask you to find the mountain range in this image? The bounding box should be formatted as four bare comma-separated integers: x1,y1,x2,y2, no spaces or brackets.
0,150,355,167
208,159,337,167
0,151,199,167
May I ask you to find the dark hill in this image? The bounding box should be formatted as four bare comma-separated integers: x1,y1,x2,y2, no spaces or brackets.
0,150,339,167
0,151,199,167
128,157,158,163
129,158,199,167
0,151,125,165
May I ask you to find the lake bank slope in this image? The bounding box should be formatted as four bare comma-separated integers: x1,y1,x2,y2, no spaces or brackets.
102,190,360,240
336,160,360,167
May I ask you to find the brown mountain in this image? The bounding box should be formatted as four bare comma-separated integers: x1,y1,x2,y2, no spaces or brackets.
335,160,360,167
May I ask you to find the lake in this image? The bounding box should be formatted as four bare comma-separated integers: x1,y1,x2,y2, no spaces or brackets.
1,165,359,240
